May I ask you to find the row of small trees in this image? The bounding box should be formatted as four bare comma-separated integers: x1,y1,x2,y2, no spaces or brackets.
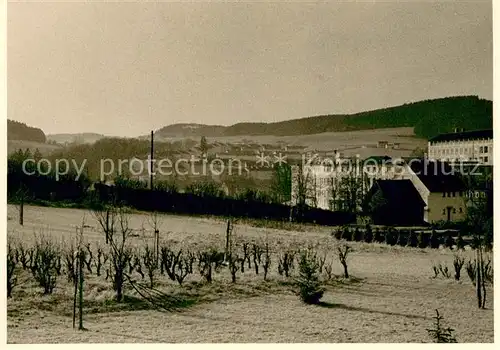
8,201,355,307
7,235,353,299
332,225,468,249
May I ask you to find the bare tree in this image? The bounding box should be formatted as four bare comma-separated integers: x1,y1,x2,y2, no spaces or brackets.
291,164,316,221
147,211,162,263
91,204,117,245
7,243,17,298
141,244,159,289
337,244,351,278
224,219,234,263
107,206,133,302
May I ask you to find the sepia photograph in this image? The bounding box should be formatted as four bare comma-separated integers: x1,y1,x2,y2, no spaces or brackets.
5,0,494,344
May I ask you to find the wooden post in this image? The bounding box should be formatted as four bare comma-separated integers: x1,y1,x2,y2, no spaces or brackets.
476,246,482,308
72,250,78,329
105,209,110,244
19,197,24,226
78,248,84,330
150,130,154,190
155,229,159,264
479,247,486,309
225,219,233,261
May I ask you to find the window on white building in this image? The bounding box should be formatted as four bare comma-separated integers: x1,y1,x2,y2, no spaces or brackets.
484,146,488,153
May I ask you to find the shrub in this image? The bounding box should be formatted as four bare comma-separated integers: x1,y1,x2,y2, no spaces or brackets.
95,247,108,277
324,262,333,280
444,232,455,249
296,248,324,304
456,232,465,250
240,242,251,273
467,257,494,287
333,229,342,240
7,243,17,298
483,258,493,285
374,228,384,243
429,230,440,249
31,238,60,294
110,246,133,302
278,250,295,278
353,227,363,242
453,255,465,281
142,245,159,288
432,264,439,278
63,244,77,283
418,231,429,248
83,244,93,274
431,263,451,279
252,244,263,275
465,259,476,285
483,230,493,251
396,230,407,246
427,309,457,343
439,263,451,278
364,224,373,243
341,226,352,241
407,230,418,248
161,246,181,281
198,249,224,283
262,243,271,281
385,227,397,245
337,244,351,278
228,253,240,283
174,254,192,286
16,243,30,270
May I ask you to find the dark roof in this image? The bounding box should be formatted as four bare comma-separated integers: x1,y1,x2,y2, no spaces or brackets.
429,129,493,143
408,159,466,192
372,180,426,208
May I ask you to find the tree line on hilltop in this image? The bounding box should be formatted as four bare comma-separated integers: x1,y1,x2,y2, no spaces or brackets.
7,120,46,143
155,96,492,139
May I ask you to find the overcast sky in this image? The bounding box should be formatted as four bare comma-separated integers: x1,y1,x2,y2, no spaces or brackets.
8,0,492,137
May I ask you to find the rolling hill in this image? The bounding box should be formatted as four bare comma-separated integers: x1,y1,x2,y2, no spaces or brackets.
7,120,46,143
154,96,492,139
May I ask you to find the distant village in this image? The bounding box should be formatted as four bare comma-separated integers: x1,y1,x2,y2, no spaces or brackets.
119,128,493,228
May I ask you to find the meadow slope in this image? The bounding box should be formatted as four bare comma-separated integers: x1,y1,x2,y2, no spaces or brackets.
6,205,494,343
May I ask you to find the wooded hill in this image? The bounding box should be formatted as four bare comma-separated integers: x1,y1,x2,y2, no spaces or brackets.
155,96,492,140
7,120,46,143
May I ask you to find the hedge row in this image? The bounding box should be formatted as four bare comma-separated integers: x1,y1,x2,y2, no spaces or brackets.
332,225,464,249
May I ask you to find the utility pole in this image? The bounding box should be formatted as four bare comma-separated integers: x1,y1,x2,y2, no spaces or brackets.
150,130,154,190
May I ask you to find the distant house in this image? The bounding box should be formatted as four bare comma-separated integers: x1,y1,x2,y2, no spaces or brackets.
377,141,389,148
363,179,426,226
403,159,467,223
427,129,493,165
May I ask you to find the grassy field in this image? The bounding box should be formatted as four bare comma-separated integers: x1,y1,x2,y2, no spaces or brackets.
6,205,493,343
160,127,427,157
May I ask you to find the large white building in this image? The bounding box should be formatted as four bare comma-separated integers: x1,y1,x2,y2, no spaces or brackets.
289,155,471,224
427,129,493,165
290,155,408,211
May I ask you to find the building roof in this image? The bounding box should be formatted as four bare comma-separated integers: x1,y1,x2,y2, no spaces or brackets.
429,129,493,143
408,159,466,192
371,179,426,208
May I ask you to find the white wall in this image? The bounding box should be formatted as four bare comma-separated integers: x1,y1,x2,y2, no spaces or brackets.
428,138,493,165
